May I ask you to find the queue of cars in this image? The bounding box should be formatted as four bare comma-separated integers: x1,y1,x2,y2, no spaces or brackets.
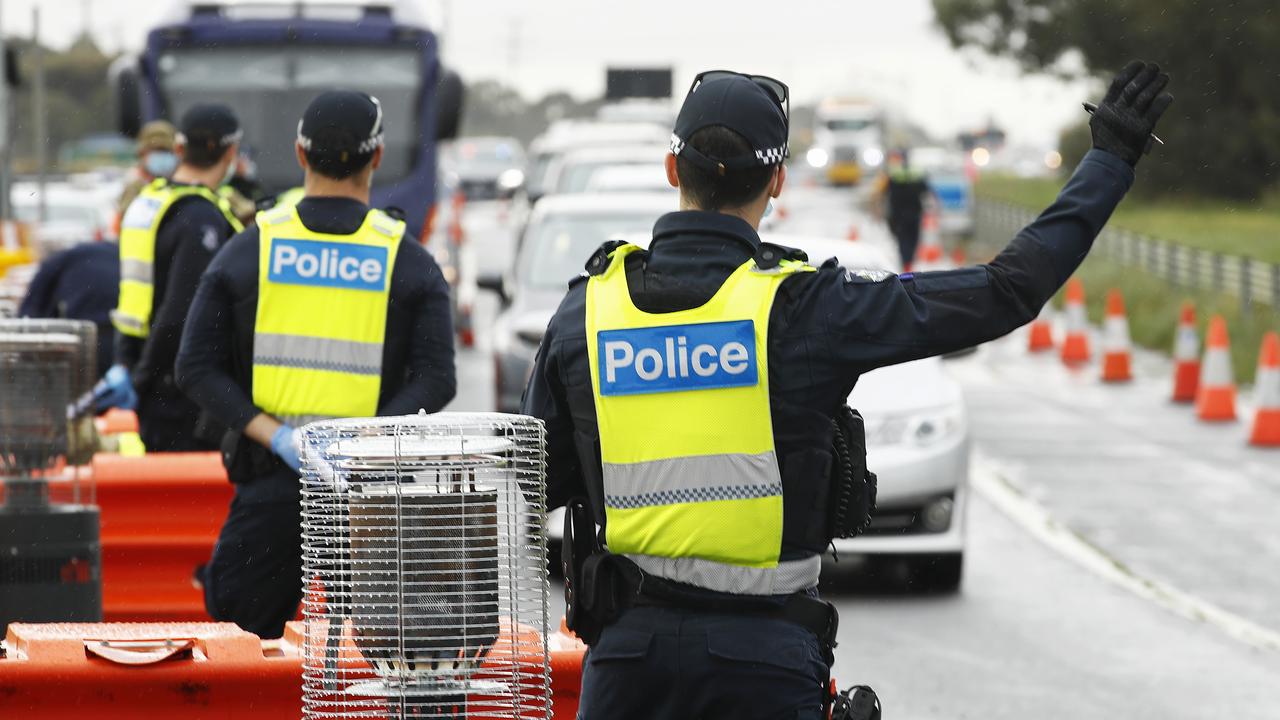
453,114,970,591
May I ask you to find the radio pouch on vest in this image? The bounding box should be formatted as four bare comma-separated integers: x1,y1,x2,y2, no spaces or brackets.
563,496,625,645
829,405,877,540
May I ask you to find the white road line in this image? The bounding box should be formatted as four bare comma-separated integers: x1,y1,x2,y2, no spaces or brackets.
972,453,1280,653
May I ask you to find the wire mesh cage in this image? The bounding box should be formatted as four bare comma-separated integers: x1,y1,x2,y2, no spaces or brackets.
0,318,99,471
300,412,551,720
0,327,103,632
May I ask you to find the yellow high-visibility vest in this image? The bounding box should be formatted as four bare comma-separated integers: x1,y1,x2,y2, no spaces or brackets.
112,179,244,338
586,243,817,595
272,186,306,211
251,204,403,427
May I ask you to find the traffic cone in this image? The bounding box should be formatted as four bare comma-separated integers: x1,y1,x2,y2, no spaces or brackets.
951,246,968,265
1195,315,1236,421
1171,302,1200,403
1059,278,1091,366
914,212,944,266
1027,306,1054,353
1100,289,1133,382
847,225,860,241
1248,332,1280,446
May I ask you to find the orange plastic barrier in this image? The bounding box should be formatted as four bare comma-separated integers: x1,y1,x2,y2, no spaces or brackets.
0,622,301,719
92,452,232,621
0,621,586,719
95,408,140,435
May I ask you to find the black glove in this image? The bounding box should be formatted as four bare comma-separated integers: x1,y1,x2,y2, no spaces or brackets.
1089,60,1173,167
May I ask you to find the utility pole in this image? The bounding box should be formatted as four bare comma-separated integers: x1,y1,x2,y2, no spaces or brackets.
32,5,46,223
0,0,9,221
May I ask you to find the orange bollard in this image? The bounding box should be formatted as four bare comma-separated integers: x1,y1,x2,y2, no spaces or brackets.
1248,332,1280,446
1059,278,1091,366
1171,302,1200,403
1196,315,1237,421
914,212,944,266
1027,307,1055,353
1100,289,1133,382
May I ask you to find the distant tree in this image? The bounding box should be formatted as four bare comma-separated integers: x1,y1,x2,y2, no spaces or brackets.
933,0,1280,199
8,33,119,171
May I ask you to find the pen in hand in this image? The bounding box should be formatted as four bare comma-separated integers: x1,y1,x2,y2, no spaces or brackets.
1083,102,1164,146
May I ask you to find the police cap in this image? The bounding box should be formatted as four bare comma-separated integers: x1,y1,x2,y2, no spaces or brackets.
178,103,242,149
297,90,384,177
671,72,789,175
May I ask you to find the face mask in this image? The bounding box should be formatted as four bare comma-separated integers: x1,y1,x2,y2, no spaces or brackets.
221,155,239,186
763,200,774,219
143,151,178,177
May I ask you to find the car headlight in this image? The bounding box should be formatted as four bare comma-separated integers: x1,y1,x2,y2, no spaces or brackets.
861,147,884,167
498,168,526,190
865,407,965,448
806,148,829,168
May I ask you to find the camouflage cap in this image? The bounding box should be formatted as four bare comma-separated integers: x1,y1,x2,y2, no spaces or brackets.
137,120,177,153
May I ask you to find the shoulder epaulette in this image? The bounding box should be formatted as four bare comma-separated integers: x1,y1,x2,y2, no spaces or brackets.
585,239,632,276
754,242,808,270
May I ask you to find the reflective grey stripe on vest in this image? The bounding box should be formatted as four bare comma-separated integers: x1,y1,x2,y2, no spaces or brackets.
109,309,145,334
252,333,382,376
277,413,332,429
626,553,821,595
119,258,152,284
602,451,782,509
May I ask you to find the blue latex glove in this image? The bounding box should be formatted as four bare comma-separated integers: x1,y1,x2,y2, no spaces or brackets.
93,364,138,413
270,424,302,473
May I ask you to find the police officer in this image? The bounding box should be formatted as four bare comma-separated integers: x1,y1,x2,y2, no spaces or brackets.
523,61,1172,719
175,90,457,639
878,148,932,270
103,105,246,449
115,119,179,228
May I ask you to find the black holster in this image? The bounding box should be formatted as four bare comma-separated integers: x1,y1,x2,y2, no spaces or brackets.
220,429,283,485
562,496,627,646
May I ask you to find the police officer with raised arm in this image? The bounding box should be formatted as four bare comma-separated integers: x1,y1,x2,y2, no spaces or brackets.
101,105,245,449
522,62,1172,719
175,91,457,638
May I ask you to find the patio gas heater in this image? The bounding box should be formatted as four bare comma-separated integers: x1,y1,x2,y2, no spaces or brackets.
0,321,102,634
300,412,551,719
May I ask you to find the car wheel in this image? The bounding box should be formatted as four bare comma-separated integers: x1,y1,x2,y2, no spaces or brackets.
907,552,963,593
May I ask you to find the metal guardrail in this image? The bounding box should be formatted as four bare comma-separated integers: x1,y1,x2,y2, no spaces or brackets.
976,200,1280,313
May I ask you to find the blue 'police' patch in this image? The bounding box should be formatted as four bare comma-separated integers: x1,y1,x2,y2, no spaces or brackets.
597,320,757,396
268,238,388,291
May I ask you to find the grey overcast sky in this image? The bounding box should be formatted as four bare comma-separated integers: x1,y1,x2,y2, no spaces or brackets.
3,0,1097,147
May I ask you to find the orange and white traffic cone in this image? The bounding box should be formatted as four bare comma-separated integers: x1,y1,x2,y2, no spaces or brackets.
1248,332,1280,447
1059,278,1091,366
847,224,860,241
1027,306,1055,353
914,212,944,267
1195,315,1237,421
1171,302,1200,403
1100,289,1133,382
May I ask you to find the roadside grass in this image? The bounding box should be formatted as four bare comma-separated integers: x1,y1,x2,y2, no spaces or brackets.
976,174,1280,264
1055,253,1279,385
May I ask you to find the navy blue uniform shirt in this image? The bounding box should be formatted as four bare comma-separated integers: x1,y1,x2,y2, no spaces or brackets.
19,241,120,378
176,197,457,497
522,149,1134,559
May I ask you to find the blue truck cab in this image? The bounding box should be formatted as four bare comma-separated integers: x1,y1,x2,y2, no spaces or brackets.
113,0,463,240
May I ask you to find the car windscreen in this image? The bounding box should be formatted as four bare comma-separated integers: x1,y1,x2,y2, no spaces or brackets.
520,212,661,289
557,160,655,194
156,46,422,192
825,118,875,132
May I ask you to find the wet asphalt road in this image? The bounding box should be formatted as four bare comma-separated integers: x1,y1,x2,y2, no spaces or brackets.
447,183,1280,718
